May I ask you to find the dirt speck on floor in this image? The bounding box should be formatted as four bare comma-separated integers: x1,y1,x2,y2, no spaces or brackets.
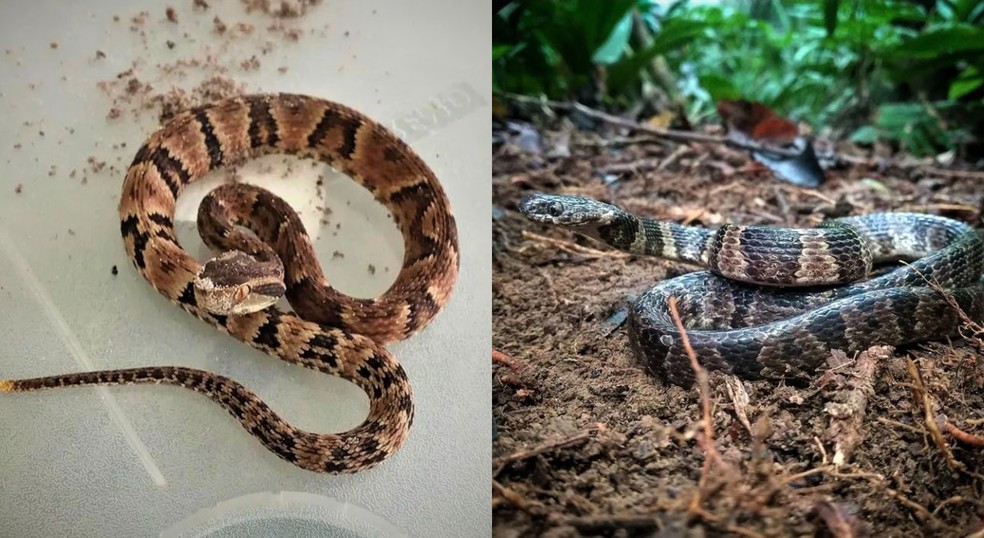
492,118,984,537
93,0,321,127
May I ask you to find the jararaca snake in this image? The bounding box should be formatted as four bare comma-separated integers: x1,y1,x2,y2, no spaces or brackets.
2,94,459,473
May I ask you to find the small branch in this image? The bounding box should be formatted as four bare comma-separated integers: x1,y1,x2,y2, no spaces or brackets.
905,359,964,470
601,158,663,175
497,91,802,158
657,144,692,172
897,202,979,214
812,499,869,538
824,347,889,465
492,349,523,372
904,261,984,346
572,135,668,148
549,513,661,532
941,419,984,447
667,295,720,518
919,167,984,180
493,479,539,511
520,230,629,259
825,469,938,523
492,427,599,476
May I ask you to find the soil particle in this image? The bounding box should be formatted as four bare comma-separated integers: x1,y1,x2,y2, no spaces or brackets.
493,119,984,536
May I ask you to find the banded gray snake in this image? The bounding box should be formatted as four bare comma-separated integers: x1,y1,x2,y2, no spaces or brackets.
519,193,984,387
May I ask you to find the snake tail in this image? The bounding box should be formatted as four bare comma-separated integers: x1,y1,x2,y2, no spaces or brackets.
0,355,411,473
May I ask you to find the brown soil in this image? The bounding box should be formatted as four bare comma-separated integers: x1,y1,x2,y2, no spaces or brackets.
492,119,984,537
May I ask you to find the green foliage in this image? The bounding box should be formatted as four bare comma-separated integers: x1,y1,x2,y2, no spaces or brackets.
493,0,642,98
494,0,984,157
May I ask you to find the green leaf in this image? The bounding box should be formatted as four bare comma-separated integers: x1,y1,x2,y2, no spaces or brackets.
823,0,839,37
529,0,638,76
850,125,878,144
968,0,984,23
890,24,984,58
873,102,952,157
936,0,955,20
592,10,634,64
608,18,707,92
948,66,984,99
698,73,741,101
492,44,514,62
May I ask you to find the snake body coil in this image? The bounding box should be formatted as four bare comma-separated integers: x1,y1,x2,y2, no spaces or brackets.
1,94,459,473
519,194,984,387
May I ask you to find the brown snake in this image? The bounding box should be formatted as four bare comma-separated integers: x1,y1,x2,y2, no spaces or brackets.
0,93,460,473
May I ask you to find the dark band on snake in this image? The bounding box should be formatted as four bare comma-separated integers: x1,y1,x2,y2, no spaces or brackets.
519,193,984,387
1,93,460,474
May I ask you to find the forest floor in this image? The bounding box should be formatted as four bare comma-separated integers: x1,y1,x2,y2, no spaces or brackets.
491,114,984,537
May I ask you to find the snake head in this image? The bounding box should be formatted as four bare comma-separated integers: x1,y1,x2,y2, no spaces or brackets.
194,250,286,315
518,194,620,227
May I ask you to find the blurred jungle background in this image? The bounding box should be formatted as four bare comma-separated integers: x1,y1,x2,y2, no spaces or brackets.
493,1,984,537
493,0,984,159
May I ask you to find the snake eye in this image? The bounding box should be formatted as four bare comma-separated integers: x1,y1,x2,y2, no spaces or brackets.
547,202,565,217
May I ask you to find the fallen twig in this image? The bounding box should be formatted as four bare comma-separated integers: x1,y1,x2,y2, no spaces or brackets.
812,498,870,538
520,230,629,259
723,375,752,436
548,513,662,532
492,426,599,477
905,261,984,346
919,166,984,180
498,91,802,158
930,495,984,517
826,468,940,524
824,347,889,465
905,359,963,470
940,419,984,448
601,157,663,175
656,144,692,172
667,295,720,517
875,417,923,435
493,479,539,511
897,202,979,215
492,349,523,372
572,135,667,148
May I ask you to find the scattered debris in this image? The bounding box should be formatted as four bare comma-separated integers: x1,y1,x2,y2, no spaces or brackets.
212,15,227,34
493,113,984,535
241,0,323,18
240,55,260,71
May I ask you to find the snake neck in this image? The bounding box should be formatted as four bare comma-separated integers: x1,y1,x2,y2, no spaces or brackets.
588,213,711,266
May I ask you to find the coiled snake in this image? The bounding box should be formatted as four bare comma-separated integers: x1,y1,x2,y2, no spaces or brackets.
1,94,459,473
519,193,984,387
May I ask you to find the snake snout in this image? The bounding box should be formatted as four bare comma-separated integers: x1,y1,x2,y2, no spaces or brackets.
518,195,563,223
518,194,614,227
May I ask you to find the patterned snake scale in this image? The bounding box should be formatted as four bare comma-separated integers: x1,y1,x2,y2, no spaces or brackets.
519,194,984,387
0,94,459,473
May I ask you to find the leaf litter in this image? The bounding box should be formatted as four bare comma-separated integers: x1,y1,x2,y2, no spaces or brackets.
492,117,984,537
